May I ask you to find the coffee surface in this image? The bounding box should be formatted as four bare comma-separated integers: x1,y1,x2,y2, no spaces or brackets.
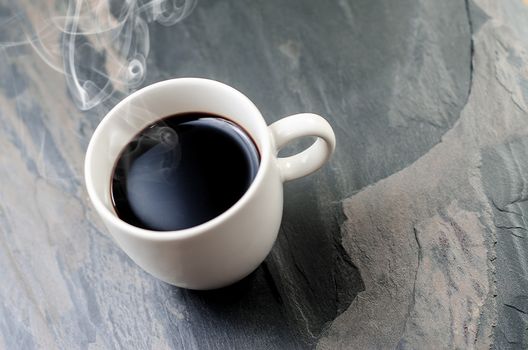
111,113,260,231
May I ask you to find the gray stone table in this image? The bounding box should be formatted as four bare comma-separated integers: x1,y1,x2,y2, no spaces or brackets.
1,0,528,348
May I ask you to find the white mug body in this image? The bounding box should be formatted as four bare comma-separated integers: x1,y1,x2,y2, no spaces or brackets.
85,78,335,289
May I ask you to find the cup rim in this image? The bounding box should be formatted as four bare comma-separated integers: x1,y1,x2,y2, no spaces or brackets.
84,78,272,241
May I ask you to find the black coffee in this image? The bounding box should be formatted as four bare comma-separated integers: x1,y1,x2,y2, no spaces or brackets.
111,113,260,231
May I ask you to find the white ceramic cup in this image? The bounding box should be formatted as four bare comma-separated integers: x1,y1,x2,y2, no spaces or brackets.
85,78,336,290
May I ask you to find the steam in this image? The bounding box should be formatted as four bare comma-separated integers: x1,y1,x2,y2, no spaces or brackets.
1,0,196,110
113,123,182,197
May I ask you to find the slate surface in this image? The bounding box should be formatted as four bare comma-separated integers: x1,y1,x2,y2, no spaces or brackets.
0,0,527,349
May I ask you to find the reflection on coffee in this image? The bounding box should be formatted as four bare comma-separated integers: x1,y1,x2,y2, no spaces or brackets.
111,113,260,231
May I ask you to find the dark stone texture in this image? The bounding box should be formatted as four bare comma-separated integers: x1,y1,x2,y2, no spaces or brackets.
482,138,528,349
0,62,28,98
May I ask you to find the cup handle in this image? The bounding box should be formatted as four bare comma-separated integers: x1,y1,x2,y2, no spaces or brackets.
269,113,336,182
